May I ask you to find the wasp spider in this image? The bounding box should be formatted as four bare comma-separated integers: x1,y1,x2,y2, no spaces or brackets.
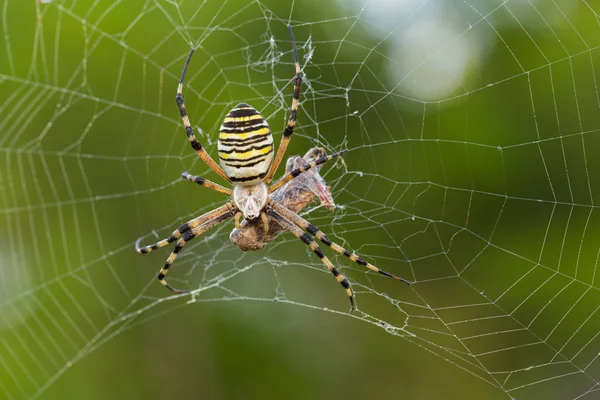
136,26,411,311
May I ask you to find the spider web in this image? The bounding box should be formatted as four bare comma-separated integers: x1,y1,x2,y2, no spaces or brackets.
1,0,600,398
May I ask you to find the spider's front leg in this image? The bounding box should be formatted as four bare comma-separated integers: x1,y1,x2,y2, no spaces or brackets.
268,208,355,311
136,202,237,294
136,203,235,254
157,209,235,294
269,200,412,284
156,207,237,294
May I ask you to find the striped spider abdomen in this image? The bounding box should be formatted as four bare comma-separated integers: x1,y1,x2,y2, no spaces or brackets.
217,103,274,185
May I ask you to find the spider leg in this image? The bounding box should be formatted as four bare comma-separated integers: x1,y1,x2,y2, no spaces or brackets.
234,211,243,229
269,200,412,284
181,172,232,196
265,25,302,184
267,207,355,312
136,202,235,254
157,207,237,294
260,211,269,233
268,150,347,194
177,49,231,183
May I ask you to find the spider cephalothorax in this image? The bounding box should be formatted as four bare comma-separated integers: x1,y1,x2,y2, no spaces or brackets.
136,26,411,311
232,183,268,221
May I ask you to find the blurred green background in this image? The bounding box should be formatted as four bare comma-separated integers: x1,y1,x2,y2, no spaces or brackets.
1,0,600,399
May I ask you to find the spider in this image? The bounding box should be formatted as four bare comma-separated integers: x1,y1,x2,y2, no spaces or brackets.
136,26,411,311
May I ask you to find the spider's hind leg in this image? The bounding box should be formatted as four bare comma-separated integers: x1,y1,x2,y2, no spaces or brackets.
265,25,303,184
176,49,231,183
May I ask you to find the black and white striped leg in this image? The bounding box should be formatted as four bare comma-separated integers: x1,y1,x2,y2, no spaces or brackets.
267,208,355,312
265,25,303,184
177,49,231,183
181,172,232,196
269,201,412,285
136,202,235,254
268,150,347,194
157,208,237,293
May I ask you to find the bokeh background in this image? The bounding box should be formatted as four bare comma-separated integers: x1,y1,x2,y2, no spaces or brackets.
2,0,600,399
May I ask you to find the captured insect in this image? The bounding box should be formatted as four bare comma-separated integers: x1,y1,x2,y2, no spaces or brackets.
230,147,336,252
136,26,411,311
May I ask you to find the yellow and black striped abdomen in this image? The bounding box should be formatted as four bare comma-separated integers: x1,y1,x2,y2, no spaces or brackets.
218,103,274,185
